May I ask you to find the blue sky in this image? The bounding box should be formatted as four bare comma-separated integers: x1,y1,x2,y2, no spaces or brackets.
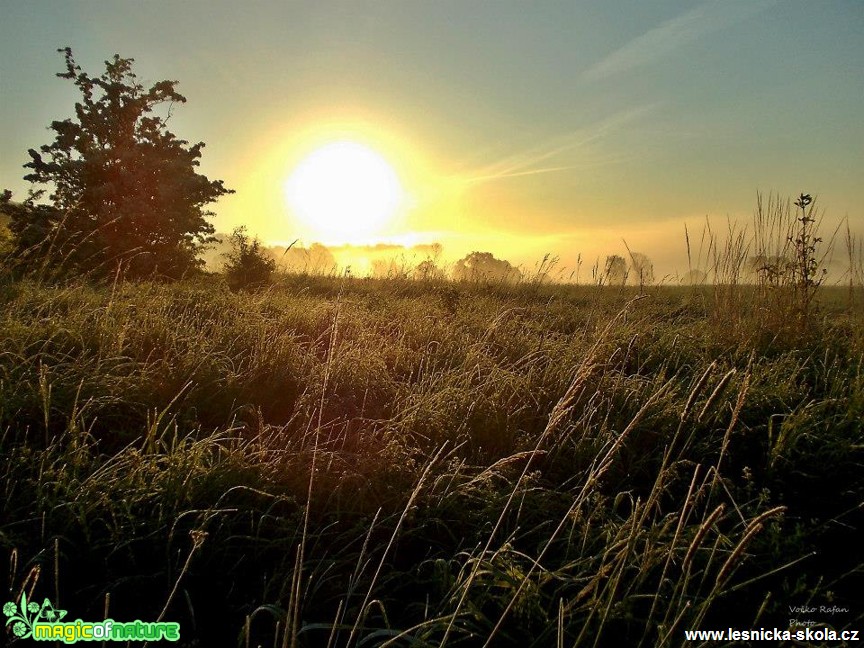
1,0,862,274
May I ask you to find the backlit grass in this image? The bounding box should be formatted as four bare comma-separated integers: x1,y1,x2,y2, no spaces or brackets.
2,275,862,646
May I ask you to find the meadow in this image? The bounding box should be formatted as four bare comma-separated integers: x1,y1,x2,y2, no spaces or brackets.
1,266,862,646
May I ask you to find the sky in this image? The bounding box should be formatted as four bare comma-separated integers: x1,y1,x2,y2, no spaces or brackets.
1,0,862,279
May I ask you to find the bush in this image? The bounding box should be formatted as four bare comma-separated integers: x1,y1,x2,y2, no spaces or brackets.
223,226,276,291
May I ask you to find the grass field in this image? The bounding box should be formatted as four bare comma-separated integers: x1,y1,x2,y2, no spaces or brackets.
1,273,862,646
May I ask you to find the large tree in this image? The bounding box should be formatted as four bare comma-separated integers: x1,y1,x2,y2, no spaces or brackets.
628,252,654,286
603,255,627,286
8,48,232,279
452,251,521,283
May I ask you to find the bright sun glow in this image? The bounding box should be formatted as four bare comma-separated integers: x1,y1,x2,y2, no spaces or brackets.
285,141,404,240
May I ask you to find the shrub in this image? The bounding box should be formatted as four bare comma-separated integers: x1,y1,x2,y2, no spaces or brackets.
223,226,277,291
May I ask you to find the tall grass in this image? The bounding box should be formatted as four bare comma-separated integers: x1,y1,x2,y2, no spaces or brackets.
680,192,862,347
2,267,862,646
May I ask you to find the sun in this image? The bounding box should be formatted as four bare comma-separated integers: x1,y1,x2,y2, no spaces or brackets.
285,141,404,240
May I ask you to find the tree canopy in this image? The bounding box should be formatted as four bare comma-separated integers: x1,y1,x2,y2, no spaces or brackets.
452,251,521,283
628,252,655,286
6,47,232,279
603,255,627,286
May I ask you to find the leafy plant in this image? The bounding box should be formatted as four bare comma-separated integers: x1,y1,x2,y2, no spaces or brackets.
790,193,826,321
223,226,277,291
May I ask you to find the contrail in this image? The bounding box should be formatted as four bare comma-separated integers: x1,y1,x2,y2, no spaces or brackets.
460,103,659,185
583,0,775,82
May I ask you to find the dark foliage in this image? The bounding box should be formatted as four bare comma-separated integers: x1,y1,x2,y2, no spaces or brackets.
6,48,232,279
453,251,521,282
224,226,277,291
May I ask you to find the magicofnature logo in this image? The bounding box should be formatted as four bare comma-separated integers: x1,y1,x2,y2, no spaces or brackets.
3,593,180,643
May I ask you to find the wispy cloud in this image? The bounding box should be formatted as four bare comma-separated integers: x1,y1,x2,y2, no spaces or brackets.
461,104,658,185
583,0,774,82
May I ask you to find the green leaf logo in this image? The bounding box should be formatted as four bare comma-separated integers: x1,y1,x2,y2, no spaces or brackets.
3,592,35,639
3,593,65,639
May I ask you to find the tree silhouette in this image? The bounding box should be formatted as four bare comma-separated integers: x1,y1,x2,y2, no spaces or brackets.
628,252,654,287
279,242,336,275
7,48,232,279
604,255,627,286
452,251,521,283
413,259,444,281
